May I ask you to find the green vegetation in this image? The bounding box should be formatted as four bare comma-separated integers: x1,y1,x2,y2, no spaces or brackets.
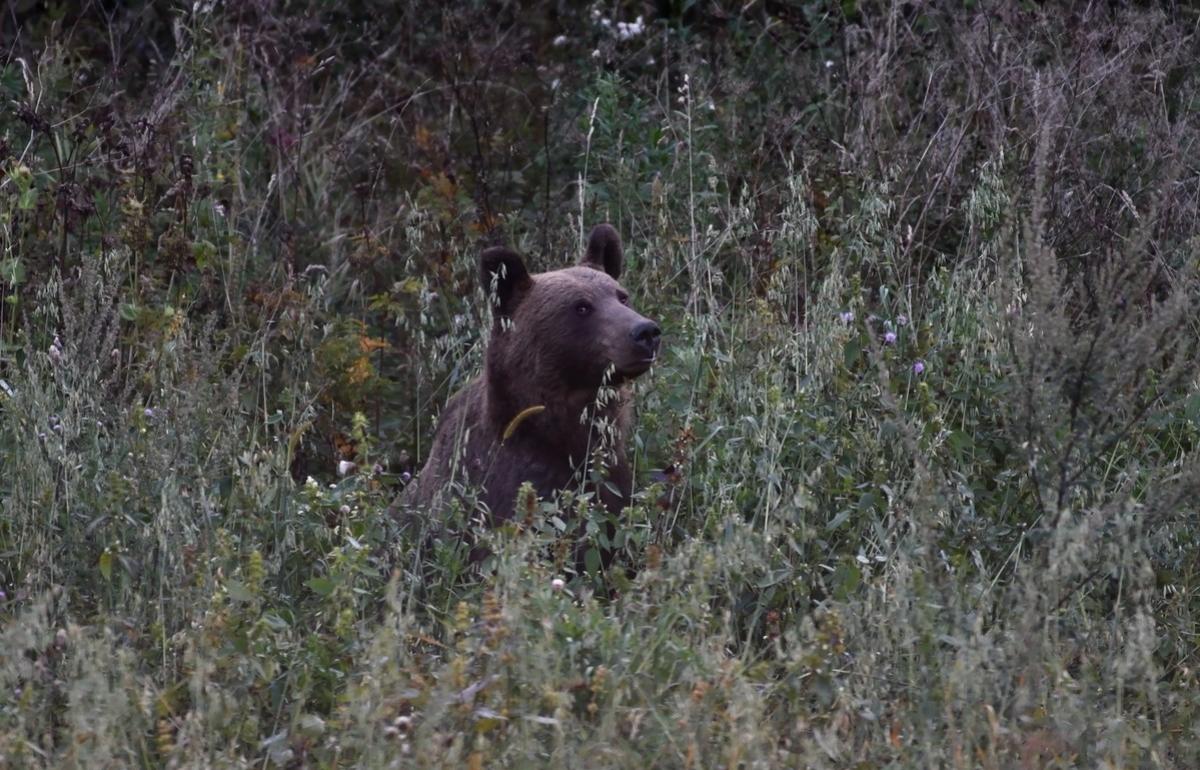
2,2,1199,766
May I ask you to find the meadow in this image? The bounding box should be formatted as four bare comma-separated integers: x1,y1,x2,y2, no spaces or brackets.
2,2,1199,767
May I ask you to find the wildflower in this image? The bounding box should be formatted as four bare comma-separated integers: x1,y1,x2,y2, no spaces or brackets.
0,590,6,601
143,408,156,419
897,314,908,326
838,310,854,324
337,460,357,477
824,60,834,69
616,16,645,41
401,471,412,483
884,331,897,345
552,35,569,47
912,360,925,375
551,577,565,591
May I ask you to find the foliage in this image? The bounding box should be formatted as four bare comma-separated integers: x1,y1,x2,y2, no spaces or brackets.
2,1,1199,766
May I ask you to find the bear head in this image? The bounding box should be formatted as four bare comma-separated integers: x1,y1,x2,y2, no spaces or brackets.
480,224,661,395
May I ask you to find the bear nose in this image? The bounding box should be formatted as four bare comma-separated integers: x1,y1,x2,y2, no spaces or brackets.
631,320,662,356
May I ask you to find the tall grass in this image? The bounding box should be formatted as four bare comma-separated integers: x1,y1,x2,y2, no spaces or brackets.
2,1,1199,766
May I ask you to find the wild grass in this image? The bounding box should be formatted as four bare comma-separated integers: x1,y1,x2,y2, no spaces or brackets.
2,1,1199,767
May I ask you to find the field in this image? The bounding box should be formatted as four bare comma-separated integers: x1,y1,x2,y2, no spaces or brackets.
2,2,1200,767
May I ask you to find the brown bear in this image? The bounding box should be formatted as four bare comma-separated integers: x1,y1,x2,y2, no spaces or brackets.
398,224,661,527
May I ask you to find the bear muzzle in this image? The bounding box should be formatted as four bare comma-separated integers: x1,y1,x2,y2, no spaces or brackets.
621,319,662,375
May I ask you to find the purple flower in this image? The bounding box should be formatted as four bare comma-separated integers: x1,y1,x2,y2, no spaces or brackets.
884,331,897,345
912,360,925,375
897,314,908,326
839,311,854,324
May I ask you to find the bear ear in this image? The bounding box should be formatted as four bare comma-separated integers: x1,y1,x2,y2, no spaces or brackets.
580,223,623,280
480,246,533,316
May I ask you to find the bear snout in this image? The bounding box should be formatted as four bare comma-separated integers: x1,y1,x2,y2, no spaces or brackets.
630,320,662,359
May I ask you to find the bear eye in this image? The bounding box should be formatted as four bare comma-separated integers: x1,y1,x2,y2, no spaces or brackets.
575,301,593,316
617,292,629,305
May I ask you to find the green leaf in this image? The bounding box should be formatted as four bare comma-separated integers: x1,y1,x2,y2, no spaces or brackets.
225,579,254,602
831,562,861,601
307,576,336,597
192,239,216,268
843,336,862,369
584,547,601,575
98,550,113,581
0,258,25,286
826,508,851,531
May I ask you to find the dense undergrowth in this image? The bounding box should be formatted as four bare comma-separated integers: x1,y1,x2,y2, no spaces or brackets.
2,1,1199,767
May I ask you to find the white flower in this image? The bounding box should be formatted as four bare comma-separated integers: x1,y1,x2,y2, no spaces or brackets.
616,16,645,40
551,577,565,591
552,35,569,47
337,460,357,477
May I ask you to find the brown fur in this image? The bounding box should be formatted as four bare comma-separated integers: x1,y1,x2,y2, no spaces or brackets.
398,224,661,524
